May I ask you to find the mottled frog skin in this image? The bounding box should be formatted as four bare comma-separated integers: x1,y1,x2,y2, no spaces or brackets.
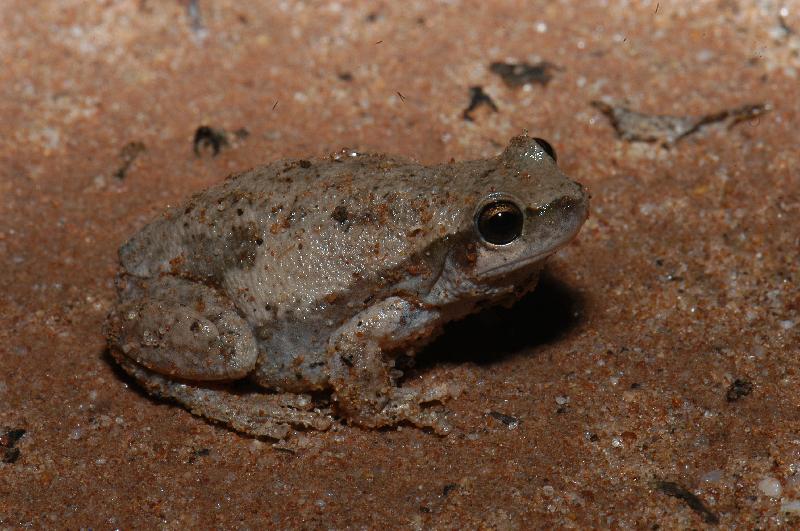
105,135,589,439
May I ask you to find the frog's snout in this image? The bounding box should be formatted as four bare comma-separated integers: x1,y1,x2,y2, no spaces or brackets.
526,182,589,254
563,180,590,227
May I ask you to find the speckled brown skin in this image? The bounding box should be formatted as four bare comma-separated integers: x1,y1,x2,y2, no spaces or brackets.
105,135,588,437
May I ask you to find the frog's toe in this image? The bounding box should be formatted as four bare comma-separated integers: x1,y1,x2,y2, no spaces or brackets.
379,398,453,435
360,387,452,435
417,380,465,403
113,355,333,439
181,389,334,439
412,408,453,436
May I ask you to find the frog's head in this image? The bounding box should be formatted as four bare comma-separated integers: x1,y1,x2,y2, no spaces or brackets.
471,135,588,278
428,135,589,306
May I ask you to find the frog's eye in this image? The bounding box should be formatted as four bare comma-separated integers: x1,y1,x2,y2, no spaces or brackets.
476,200,524,245
533,137,557,162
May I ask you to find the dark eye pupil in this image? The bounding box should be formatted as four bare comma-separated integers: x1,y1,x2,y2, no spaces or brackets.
477,200,523,245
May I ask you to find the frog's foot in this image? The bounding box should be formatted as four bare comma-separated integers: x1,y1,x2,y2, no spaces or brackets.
380,386,457,435
327,296,455,434
113,355,333,439
329,359,456,434
106,275,258,380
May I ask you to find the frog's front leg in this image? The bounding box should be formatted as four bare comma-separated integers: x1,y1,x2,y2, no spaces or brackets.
327,297,455,433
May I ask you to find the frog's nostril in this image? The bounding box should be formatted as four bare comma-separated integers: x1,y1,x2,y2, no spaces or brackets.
562,181,589,208
548,195,580,211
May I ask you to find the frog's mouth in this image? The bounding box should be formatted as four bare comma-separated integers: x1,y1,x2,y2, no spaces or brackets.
474,246,564,278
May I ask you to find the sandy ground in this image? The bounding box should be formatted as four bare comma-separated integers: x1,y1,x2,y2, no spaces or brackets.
1,0,799,528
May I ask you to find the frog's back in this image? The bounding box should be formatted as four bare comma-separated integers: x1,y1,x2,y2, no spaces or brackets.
118,152,486,315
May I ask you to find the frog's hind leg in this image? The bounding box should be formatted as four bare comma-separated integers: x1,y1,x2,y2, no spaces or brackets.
106,275,259,381
107,275,333,438
113,354,333,439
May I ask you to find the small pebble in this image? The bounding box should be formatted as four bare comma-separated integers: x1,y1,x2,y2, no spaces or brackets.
249,439,265,453
781,500,800,514
758,477,782,498
701,470,723,483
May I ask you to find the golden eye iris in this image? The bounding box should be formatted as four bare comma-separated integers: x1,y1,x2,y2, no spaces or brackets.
477,200,523,245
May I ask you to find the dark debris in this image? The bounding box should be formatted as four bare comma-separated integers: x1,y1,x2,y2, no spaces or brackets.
726,379,753,402
652,480,719,525
331,205,349,225
186,0,206,37
489,61,560,88
188,447,211,463
233,127,250,140
487,411,520,430
1,427,26,464
778,12,794,37
462,86,498,122
592,100,770,144
113,141,146,180
193,126,230,157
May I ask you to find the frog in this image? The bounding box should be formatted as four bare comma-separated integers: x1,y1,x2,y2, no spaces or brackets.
105,134,589,439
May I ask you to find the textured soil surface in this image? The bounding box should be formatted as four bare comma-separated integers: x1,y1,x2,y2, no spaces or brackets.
2,1,799,528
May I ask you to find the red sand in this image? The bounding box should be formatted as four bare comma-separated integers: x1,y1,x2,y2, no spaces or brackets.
1,1,799,527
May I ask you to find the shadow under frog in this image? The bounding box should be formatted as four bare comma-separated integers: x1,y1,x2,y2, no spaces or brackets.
414,268,586,369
